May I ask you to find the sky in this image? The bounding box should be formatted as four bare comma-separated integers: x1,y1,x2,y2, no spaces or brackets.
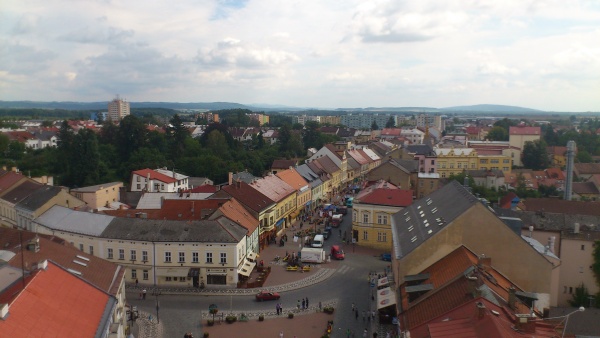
2,0,600,111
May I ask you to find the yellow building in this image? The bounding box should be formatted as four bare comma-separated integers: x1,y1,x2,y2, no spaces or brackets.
477,155,512,174
351,181,413,251
434,147,479,178
70,182,124,210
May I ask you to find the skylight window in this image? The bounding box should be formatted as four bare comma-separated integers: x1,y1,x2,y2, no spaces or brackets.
411,236,417,243
76,255,90,261
73,260,87,267
408,225,414,232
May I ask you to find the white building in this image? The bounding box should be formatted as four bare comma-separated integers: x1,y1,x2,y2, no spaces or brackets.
400,128,425,144
130,168,189,192
107,95,130,122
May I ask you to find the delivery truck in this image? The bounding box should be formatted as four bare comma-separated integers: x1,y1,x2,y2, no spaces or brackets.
300,247,326,264
331,214,343,227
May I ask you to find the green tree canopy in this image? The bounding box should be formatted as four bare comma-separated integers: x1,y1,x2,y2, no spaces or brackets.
485,126,508,141
385,117,396,128
522,140,549,170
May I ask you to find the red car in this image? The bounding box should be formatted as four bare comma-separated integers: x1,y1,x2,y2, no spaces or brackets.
255,291,281,301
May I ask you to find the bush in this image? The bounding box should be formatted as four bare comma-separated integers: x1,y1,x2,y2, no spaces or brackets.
323,306,335,314
206,319,214,326
203,333,209,338
258,315,265,321
288,312,294,319
225,315,237,323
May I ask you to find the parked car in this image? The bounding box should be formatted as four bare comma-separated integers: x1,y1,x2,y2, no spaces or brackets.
337,206,348,215
255,291,281,301
381,253,392,261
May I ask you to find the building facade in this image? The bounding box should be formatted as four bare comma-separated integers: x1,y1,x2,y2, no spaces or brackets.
107,95,130,122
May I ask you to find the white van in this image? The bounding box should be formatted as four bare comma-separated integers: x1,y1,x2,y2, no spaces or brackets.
312,234,324,248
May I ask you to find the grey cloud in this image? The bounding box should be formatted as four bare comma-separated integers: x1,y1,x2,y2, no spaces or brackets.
12,14,38,35
0,42,56,74
360,32,433,43
60,26,135,45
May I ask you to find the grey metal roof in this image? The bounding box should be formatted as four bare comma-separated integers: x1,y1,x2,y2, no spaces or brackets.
34,205,115,237
136,192,212,209
391,181,479,259
101,216,247,242
404,273,430,282
232,171,258,184
1,180,43,205
406,144,435,156
15,185,62,212
70,182,122,193
405,284,434,293
295,164,323,188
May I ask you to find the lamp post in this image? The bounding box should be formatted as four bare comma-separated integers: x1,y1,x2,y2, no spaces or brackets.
542,306,585,338
126,306,138,338
154,288,161,324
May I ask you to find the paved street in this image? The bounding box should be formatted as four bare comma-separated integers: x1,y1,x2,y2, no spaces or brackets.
126,204,394,338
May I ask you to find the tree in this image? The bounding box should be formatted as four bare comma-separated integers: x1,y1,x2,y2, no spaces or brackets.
593,240,600,289
277,124,292,152
371,121,379,131
302,121,321,150
493,118,517,131
116,115,148,162
69,129,103,187
522,140,549,170
577,150,593,163
166,114,189,160
486,126,508,141
0,133,9,157
385,117,396,128
568,283,591,307
6,141,26,161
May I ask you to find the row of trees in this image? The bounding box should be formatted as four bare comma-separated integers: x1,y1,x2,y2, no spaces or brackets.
0,113,340,188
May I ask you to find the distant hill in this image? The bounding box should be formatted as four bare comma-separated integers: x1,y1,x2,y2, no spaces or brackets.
0,101,256,111
440,104,542,113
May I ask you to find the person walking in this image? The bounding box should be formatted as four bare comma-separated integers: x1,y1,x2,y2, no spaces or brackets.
297,300,300,310
372,310,375,320
276,303,280,315
142,289,147,300
362,310,366,321
363,329,368,338
301,298,306,310
305,297,309,308
279,331,284,338
355,308,359,320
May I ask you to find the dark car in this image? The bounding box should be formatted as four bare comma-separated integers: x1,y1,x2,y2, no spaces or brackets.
381,253,392,261
255,291,281,301
323,226,332,240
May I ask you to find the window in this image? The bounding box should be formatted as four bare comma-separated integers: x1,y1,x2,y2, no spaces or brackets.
89,246,94,255
143,270,149,280
142,250,148,262
119,249,125,260
166,277,172,281
362,231,368,241
431,160,435,165
377,214,387,225
206,252,213,263
136,184,141,190
165,251,171,263
449,163,454,168
430,181,434,188
192,252,199,263
569,287,573,294
580,266,584,273
179,252,185,263
130,250,137,261
581,245,585,250
132,269,137,279
377,232,387,242
107,248,113,259
353,211,357,222
441,173,446,178
179,277,186,282
220,253,227,264
363,213,369,224
419,181,424,188
79,244,84,251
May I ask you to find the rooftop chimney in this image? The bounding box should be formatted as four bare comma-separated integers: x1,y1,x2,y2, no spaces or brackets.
27,237,40,252
228,172,233,185
0,303,9,320
514,314,536,333
548,236,556,253
477,254,491,269
574,223,580,234
476,302,486,320
508,286,517,310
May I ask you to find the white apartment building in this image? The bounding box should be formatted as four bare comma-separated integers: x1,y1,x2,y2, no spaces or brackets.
107,95,130,122
130,168,189,192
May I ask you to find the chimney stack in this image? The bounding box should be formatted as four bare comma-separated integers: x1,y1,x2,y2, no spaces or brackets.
476,302,486,320
548,236,556,253
508,286,517,310
228,172,233,185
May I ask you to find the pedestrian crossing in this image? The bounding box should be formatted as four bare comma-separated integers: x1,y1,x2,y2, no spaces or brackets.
336,265,353,274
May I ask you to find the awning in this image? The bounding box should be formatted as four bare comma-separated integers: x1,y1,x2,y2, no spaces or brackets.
247,252,257,262
377,287,397,310
290,209,301,219
238,260,256,277
276,218,284,227
377,276,390,288
156,267,190,277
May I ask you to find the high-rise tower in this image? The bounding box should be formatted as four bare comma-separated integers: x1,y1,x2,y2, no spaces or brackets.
107,95,130,122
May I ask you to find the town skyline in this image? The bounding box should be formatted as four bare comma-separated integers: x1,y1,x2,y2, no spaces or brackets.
2,1,600,112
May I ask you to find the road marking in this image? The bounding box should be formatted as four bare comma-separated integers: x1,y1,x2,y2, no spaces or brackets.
337,265,351,274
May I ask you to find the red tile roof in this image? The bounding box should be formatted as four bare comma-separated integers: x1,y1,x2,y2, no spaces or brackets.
276,168,309,191
219,181,275,213
0,171,27,194
0,261,110,338
271,159,297,169
545,168,565,180
356,183,413,207
509,126,541,135
499,192,518,209
132,168,177,183
520,198,600,216
211,198,259,234
0,227,123,296
250,174,296,203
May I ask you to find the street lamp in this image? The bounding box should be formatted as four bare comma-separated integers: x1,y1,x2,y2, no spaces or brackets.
542,306,585,338
153,288,162,324
126,306,138,338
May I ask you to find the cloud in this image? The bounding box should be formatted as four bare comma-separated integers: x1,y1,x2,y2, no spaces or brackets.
60,26,135,45
12,14,39,35
0,42,57,74
196,38,299,69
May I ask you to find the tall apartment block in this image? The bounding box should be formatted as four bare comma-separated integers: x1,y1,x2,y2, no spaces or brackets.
107,95,130,122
